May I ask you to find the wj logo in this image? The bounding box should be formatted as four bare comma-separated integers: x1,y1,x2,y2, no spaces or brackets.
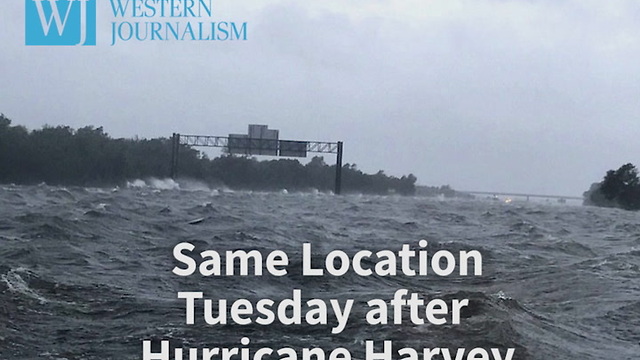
25,0,96,46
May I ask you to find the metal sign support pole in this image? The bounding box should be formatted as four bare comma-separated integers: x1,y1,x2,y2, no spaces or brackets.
170,133,180,179
335,141,343,195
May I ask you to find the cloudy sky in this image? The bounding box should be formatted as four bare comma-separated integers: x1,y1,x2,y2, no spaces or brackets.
2,0,639,196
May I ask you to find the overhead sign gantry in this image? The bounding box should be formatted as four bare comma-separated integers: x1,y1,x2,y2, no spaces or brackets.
170,125,344,194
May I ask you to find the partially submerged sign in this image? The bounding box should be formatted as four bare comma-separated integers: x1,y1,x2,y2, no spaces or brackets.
279,140,308,158
229,125,279,156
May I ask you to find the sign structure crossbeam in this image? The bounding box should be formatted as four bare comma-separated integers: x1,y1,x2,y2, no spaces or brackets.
179,134,339,154
170,133,344,194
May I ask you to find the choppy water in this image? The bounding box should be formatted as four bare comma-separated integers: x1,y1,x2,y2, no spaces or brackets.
1,183,639,360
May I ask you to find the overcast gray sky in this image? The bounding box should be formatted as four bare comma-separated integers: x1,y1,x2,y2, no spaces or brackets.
2,0,639,196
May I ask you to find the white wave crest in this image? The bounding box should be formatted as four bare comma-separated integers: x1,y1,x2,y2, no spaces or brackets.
1,267,49,304
126,178,180,190
125,178,217,192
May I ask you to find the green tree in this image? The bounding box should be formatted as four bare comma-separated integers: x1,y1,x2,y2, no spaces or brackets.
586,163,640,210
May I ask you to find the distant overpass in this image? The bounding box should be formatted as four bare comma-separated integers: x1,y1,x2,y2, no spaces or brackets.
460,190,583,201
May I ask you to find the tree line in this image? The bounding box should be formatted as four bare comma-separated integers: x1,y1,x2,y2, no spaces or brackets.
583,163,640,210
0,114,416,195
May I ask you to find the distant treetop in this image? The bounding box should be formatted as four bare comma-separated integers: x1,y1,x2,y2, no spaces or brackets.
584,163,640,210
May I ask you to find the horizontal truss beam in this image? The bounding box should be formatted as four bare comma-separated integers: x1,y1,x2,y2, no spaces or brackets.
178,134,339,154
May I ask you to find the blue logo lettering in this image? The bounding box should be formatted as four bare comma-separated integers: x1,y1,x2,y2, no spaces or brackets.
25,0,96,46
